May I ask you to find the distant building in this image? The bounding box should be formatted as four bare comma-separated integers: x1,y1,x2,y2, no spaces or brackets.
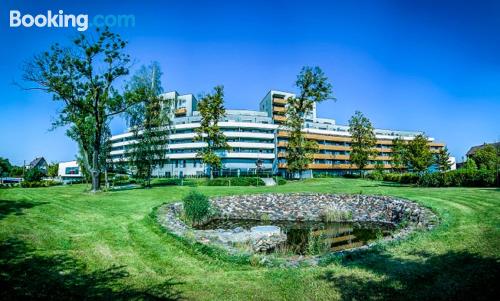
27,157,48,175
466,142,500,158
449,156,457,170
58,161,83,182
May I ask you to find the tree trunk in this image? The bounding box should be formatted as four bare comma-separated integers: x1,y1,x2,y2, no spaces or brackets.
104,169,109,189
91,146,101,192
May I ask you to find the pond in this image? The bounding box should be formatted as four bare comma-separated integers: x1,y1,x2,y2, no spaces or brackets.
196,219,394,255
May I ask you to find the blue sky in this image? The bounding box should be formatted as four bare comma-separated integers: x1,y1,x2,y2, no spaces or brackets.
1,0,499,165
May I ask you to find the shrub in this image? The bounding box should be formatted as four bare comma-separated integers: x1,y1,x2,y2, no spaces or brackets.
183,191,211,225
382,173,402,182
320,207,353,222
21,180,61,188
367,171,384,181
417,169,497,187
276,177,287,185
24,168,45,182
400,173,420,184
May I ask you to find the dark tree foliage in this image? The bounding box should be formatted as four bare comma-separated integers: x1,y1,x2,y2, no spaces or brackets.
22,28,139,192
125,62,172,187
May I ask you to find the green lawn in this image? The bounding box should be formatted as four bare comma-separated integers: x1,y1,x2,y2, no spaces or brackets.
0,178,499,300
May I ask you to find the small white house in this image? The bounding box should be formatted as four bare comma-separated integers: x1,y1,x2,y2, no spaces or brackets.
58,161,83,182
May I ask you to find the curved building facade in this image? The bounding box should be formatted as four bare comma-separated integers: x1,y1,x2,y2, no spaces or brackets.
109,90,445,177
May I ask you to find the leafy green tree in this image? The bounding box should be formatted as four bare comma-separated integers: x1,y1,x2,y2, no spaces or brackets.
463,158,477,170
471,144,499,170
435,146,452,171
285,66,334,178
348,111,377,176
9,166,24,177
22,28,140,192
391,137,407,173
24,168,44,182
406,134,433,173
194,86,230,179
47,163,59,178
0,157,12,177
126,62,172,187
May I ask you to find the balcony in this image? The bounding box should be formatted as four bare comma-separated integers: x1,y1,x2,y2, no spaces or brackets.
273,115,286,122
273,106,286,113
272,98,287,106
175,107,187,116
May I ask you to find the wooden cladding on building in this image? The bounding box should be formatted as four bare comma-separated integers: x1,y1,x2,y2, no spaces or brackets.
175,107,187,116
272,97,287,105
278,163,393,170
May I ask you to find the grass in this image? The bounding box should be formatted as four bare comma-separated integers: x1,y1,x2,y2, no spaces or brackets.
0,178,499,300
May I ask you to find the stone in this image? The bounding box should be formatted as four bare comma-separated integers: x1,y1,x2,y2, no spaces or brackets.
156,193,437,267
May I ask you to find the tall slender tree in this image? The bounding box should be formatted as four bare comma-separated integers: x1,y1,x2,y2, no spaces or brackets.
391,137,407,173
194,86,230,179
406,134,433,173
125,62,172,187
285,66,334,178
435,146,452,171
348,111,377,176
22,28,139,192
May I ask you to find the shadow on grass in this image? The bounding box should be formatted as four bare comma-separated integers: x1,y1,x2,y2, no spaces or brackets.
0,238,183,300
0,200,49,220
320,248,499,301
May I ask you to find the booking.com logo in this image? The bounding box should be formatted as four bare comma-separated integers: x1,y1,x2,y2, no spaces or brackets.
9,10,135,31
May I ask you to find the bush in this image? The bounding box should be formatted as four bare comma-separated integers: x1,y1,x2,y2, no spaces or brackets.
21,180,61,188
400,173,420,184
24,168,45,182
367,171,384,181
422,169,497,187
382,173,403,182
183,191,211,225
276,177,287,185
383,170,498,187
418,173,441,187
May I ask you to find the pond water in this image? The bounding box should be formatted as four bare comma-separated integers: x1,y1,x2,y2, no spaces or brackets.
196,219,394,255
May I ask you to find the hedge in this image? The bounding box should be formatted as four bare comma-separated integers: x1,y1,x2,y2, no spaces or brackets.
21,180,62,188
378,169,498,187
206,177,265,186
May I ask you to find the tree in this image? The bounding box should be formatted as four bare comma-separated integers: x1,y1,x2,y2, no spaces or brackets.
285,66,334,178
22,28,139,192
391,137,407,173
125,62,172,187
194,86,230,179
0,157,12,177
9,166,24,177
463,158,477,170
406,134,433,173
24,168,44,182
435,146,452,172
348,111,377,176
471,144,498,170
47,163,59,178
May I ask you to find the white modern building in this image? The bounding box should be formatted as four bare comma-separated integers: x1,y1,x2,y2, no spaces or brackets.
58,161,83,182
109,90,446,177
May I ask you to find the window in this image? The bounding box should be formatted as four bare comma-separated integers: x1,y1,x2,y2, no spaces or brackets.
65,167,79,175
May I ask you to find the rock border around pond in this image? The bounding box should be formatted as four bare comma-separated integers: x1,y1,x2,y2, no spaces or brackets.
157,193,438,266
